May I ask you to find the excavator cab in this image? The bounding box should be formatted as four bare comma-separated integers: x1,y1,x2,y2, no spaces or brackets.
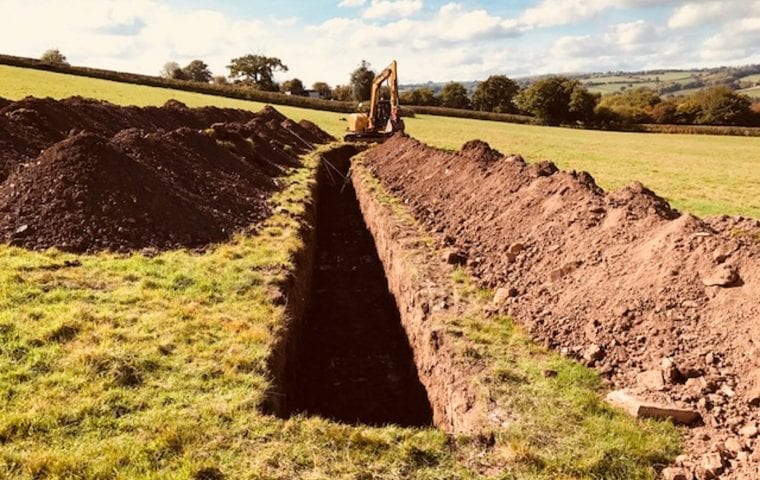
345,60,405,142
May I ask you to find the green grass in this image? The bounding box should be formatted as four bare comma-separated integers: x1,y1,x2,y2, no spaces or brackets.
739,86,760,99
2,64,758,218
739,73,760,84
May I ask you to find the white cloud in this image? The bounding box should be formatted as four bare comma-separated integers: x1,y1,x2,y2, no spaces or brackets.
701,16,760,63
667,1,725,28
338,0,365,7
520,0,611,28
668,0,760,28
302,3,532,83
549,20,668,72
0,0,758,88
519,0,684,28
363,0,423,20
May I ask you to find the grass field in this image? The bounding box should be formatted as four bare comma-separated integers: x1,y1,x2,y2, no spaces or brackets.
2,64,760,219
739,86,760,99
582,72,696,96
0,142,681,478
740,73,760,85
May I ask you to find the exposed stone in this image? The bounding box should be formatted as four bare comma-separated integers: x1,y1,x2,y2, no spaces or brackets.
662,357,683,384
724,437,745,455
747,369,760,406
606,390,701,425
698,452,724,479
701,265,739,287
662,467,690,480
675,454,690,466
508,242,524,255
583,344,604,363
637,369,666,391
739,423,758,438
444,249,467,266
492,288,511,307
719,385,735,398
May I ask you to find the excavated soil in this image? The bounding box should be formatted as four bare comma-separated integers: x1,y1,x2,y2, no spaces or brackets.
0,97,333,252
365,134,760,479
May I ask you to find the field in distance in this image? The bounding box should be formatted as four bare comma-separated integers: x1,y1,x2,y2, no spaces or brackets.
2,64,760,218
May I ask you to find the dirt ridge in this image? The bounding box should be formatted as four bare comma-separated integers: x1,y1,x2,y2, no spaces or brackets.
364,133,760,479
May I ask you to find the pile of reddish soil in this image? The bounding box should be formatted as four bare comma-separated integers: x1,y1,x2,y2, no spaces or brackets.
0,97,334,252
365,134,760,479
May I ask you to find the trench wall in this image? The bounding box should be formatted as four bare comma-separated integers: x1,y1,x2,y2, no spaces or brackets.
265,146,488,434
350,160,487,434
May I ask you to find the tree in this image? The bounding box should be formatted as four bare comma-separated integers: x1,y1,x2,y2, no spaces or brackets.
213,75,229,85
678,87,754,125
281,78,305,95
471,75,519,113
596,87,662,124
399,88,439,106
350,60,375,102
516,76,597,125
40,49,68,65
440,82,470,109
182,60,212,83
650,100,678,124
227,54,288,91
569,86,599,124
312,82,332,99
161,61,184,80
332,85,353,101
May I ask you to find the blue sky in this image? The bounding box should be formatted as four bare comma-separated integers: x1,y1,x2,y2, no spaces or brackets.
2,0,759,85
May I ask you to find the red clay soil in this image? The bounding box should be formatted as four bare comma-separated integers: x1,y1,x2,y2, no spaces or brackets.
0,97,333,252
364,134,760,479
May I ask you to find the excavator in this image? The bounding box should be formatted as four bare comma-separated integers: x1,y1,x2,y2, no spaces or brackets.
344,60,405,142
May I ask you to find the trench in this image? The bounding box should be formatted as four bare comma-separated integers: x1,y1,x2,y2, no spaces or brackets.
274,146,434,427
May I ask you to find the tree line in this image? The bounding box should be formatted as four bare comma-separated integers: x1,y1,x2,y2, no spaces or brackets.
41,48,759,128
400,75,760,127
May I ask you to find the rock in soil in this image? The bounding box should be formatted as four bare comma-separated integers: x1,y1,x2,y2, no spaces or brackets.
606,390,701,425
661,467,691,480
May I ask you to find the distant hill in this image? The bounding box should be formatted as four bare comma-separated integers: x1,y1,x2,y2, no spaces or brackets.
401,64,760,99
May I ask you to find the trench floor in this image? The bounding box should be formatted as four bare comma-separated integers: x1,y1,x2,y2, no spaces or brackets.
289,168,433,427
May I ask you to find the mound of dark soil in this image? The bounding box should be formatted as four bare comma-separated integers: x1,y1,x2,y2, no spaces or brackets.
0,98,333,252
364,134,760,479
0,97,260,182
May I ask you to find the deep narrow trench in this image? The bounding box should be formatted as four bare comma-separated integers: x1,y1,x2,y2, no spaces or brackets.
286,151,434,427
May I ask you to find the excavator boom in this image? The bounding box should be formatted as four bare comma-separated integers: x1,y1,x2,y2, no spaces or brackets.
345,60,404,142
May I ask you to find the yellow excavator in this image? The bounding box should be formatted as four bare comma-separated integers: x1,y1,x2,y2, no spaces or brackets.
344,60,405,142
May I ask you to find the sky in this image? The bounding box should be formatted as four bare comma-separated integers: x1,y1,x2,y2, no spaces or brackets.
2,0,759,86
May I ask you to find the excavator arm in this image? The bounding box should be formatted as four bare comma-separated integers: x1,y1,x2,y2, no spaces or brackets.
367,60,399,130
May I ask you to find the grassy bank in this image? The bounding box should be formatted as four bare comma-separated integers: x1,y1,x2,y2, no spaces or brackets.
2,64,759,218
